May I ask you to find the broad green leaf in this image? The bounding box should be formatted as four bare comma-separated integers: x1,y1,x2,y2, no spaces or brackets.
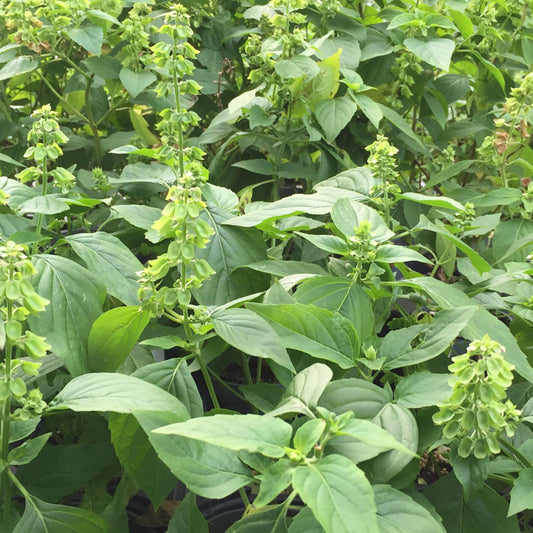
29,255,105,376
308,50,341,107
282,363,333,409
147,429,252,499
365,404,418,483
245,260,327,278
469,50,505,91
154,414,292,458
319,378,392,420
19,195,69,215
373,485,446,533
228,504,289,533
414,216,491,274
450,10,474,38
394,372,452,408
292,454,379,533
294,419,326,455
448,448,489,503
248,303,359,369
48,373,190,419
0,214,35,240
404,38,454,71
400,192,465,212
233,159,274,175
88,306,150,372
313,96,357,143
66,25,103,56
288,506,322,533
112,204,162,230
13,497,107,533
195,204,268,305
66,232,143,306
378,105,431,156
401,277,533,384
375,244,432,265
133,359,203,418
119,68,156,98
166,491,209,533
424,473,519,533
224,188,365,228
275,55,319,79
109,411,179,509
438,120,488,141
84,55,121,79
0,55,39,81
254,459,295,508
353,94,383,129
8,433,50,466
296,233,349,255
433,74,471,104
331,198,394,242
383,307,477,369
16,443,115,502
295,277,374,341
508,468,533,516
212,308,295,372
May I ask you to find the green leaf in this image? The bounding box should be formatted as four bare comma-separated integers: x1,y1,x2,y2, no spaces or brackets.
401,277,533,384
0,55,39,81
48,373,190,419
438,120,488,141
404,38,454,71
294,419,326,455
292,454,379,533
373,485,446,533
275,55,319,79
84,55,121,79
212,308,295,372
375,244,432,265
450,10,474,38
288,507,322,533
147,429,252,499
308,50,341,107
15,443,114,503
331,198,394,242
19,195,70,215
232,158,274,175
414,216,491,274
245,260,327,278
295,277,374,341
248,303,359,369
383,307,477,369
109,412,179,509
66,25,103,56
228,504,289,533
119,68,156,98
195,204,268,305
254,458,295,508
13,497,107,533
365,404,418,483
394,372,452,408
166,491,208,533
400,192,466,212
378,105,431,156
66,233,143,306
133,359,204,418
353,94,383,129
112,204,162,231
508,467,533,516
88,306,150,372
225,191,364,228
319,378,392,420
154,414,292,458
424,473,519,533
449,448,489,503
8,433,50,466
425,160,475,188
313,96,357,143
29,255,105,376
296,233,349,255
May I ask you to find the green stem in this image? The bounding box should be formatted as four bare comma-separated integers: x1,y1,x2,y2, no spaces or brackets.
241,354,253,386
1,300,14,518
256,358,262,384
38,75,88,124
101,472,138,531
208,368,248,403
32,152,48,255
197,350,220,409
272,95,293,201
172,38,185,180
239,487,250,509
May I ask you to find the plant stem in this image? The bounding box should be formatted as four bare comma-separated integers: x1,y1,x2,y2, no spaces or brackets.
239,487,250,509
197,350,220,409
241,354,253,386
84,78,103,165
32,150,48,255
1,300,14,518
499,438,533,469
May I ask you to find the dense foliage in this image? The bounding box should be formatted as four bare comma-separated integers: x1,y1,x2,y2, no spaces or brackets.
0,0,533,531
